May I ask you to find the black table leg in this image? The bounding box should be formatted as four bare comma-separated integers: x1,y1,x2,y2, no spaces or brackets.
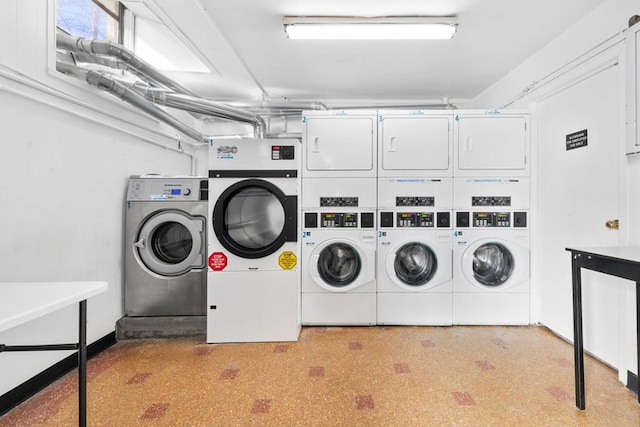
79,300,87,427
571,254,585,410
636,282,640,405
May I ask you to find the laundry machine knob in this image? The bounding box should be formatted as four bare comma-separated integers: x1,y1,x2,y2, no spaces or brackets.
183,188,192,196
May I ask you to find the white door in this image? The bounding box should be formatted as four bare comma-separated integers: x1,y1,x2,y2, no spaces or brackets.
456,115,528,172
537,64,623,369
305,116,375,171
379,115,451,173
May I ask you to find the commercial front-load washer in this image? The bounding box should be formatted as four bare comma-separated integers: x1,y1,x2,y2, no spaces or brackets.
301,177,377,325
452,217,530,325
453,110,530,177
377,178,453,325
124,175,207,316
378,110,453,178
302,110,377,178
207,139,300,343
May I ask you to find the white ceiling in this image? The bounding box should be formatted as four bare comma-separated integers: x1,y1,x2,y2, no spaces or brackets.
143,0,608,108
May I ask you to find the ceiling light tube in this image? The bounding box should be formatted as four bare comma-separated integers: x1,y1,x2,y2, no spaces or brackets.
283,16,457,40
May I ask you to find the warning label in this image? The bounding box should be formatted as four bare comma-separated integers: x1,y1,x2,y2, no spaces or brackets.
278,251,297,270
208,252,227,271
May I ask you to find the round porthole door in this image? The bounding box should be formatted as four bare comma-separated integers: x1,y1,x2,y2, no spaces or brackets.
471,242,514,287
391,242,438,288
135,210,205,276
213,179,296,259
315,242,362,290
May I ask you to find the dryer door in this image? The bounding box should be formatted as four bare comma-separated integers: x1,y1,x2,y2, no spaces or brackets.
213,179,297,259
470,242,514,287
391,242,438,287
135,210,205,276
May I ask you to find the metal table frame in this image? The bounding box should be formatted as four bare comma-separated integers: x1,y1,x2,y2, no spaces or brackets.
567,247,640,410
0,281,107,427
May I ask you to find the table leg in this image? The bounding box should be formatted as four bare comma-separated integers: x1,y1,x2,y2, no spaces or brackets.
636,282,640,404
572,254,585,410
79,300,87,427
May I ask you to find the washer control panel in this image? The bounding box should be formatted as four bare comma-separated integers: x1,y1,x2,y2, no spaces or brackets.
397,212,434,227
473,212,510,227
127,177,207,201
321,213,357,228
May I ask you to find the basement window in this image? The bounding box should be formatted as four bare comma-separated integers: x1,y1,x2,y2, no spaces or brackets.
56,0,121,42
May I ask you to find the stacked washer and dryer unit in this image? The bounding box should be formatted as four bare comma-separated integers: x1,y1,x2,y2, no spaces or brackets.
452,111,531,325
301,111,378,325
376,111,454,325
207,139,301,342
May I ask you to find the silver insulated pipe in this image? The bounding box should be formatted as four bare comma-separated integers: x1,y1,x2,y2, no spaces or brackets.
56,30,266,140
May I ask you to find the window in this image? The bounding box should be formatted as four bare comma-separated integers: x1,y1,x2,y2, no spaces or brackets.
56,0,120,42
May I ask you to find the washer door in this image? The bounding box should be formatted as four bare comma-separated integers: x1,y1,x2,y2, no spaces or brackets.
213,179,297,259
135,210,205,276
470,242,514,287
390,242,438,288
310,239,375,292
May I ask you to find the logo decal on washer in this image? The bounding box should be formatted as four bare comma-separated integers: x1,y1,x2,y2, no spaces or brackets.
208,252,228,271
278,251,297,270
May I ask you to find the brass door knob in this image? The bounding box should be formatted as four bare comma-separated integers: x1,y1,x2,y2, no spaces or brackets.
605,219,619,230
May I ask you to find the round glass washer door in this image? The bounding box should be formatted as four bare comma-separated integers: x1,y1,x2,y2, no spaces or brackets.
317,242,362,288
135,210,205,276
393,242,437,287
472,242,514,287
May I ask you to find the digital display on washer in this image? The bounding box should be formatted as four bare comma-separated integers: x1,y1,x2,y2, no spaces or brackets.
321,213,358,228
472,196,511,206
396,196,434,207
171,189,181,195
473,212,511,227
397,212,434,228
320,197,358,207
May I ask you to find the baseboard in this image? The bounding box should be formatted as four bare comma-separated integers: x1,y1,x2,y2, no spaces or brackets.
0,331,116,416
627,370,639,395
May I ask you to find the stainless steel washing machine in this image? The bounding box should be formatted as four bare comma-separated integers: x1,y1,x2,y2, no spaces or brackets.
124,175,207,316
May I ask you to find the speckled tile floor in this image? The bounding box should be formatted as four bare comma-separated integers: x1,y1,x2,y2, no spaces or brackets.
1,326,639,426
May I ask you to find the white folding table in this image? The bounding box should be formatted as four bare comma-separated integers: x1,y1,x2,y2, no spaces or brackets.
0,281,108,426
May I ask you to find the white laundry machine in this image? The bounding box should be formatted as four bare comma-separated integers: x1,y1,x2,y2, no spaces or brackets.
378,110,454,178
124,175,207,316
302,110,377,178
453,110,530,177
301,177,377,325
377,177,453,325
452,178,530,324
207,139,301,343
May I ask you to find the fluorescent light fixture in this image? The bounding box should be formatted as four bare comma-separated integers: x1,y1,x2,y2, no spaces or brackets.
283,16,457,40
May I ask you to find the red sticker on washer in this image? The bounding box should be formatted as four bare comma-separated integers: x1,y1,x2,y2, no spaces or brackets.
208,252,227,271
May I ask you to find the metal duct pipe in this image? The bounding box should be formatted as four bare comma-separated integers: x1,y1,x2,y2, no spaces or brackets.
56,30,196,96
138,88,266,138
57,30,267,138
56,61,207,143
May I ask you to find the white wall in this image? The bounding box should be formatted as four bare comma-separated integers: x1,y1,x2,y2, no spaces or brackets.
0,0,200,395
475,0,639,383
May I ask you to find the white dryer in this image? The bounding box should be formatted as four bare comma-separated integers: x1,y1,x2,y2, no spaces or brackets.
377,178,453,325
302,110,377,178
378,110,453,178
301,178,377,325
207,139,301,343
453,209,530,325
453,110,530,177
